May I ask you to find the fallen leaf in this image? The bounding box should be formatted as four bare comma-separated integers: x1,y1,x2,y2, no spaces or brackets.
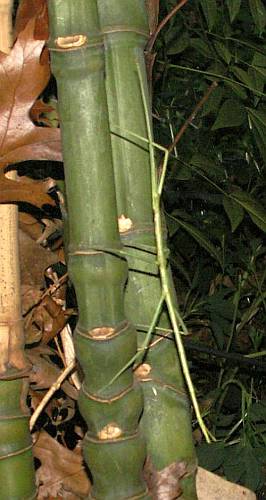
0,172,55,206
36,295,68,344
34,431,90,499
15,0,49,41
30,99,56,125
27,347,78,400
196,467,256,500
36,218,63,247
19,229,58,288
0,17,62,205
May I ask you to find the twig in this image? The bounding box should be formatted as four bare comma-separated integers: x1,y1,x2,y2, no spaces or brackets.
29,360,75,431
61,323,81,390
146,0,189,54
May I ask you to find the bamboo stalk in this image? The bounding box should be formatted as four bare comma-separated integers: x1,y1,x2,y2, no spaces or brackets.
0,2,36,496
97,1,197,497
0,0,13,54
47,1,149,497
0,188,36,499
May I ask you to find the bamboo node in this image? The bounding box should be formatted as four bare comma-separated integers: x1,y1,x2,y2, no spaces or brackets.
118,214,133,233
89,326,115,340
97,422,122,440
134,363,152,379
55,35,87,49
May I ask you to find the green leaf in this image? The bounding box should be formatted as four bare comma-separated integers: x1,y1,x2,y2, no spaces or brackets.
249,402,266,422
201,86,224,116
212,99,246,129
190,38,214,58
167,32,190,55
243,446,262,491
248,107,266,164
224,81,247,100
232,66,254,88
254,447,266,464
190,153,224,181
199,0,218,30
226,0,241,22
248,67,265,93
249,0,266,33
254,65,266,79
252,50,266,68
230,189,266,232
171,215,222,265
214,41,232,64
223,196,244,231
248,107,266,129
197,442,226,470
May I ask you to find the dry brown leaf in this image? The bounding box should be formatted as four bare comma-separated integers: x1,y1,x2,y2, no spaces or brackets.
15,0,49,41
34,431,90,499
22,284,43,315
20,212,45,241
144,457,187,499
0,16,62,206
196,467,256,500
27,347,78,400
36,218,63,247
30,99,55,125
20,229,58,288
36,295,68,344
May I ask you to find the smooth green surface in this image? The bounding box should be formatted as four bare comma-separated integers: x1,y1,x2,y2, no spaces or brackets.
98,0,197,497
0,380,36,499
48,1,148,497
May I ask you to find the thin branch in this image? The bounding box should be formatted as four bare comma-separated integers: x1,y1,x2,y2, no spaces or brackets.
146,0,189,54
29,360,75,431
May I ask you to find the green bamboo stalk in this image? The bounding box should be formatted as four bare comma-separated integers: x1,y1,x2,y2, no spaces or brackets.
0,2,36,497
47,1,149,498
97,1,198,497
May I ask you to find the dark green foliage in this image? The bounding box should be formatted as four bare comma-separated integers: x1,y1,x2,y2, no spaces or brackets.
154,0,266,494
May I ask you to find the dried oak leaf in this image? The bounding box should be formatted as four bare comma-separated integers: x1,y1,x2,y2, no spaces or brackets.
15,0,49,41
30,99,55,125
0,18,62,207
34,431,90,499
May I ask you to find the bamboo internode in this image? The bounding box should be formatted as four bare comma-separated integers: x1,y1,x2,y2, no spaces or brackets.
47,0,148,497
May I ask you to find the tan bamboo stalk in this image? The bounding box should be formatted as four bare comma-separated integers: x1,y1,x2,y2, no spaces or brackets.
0,0,13,54
0,2,36,497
